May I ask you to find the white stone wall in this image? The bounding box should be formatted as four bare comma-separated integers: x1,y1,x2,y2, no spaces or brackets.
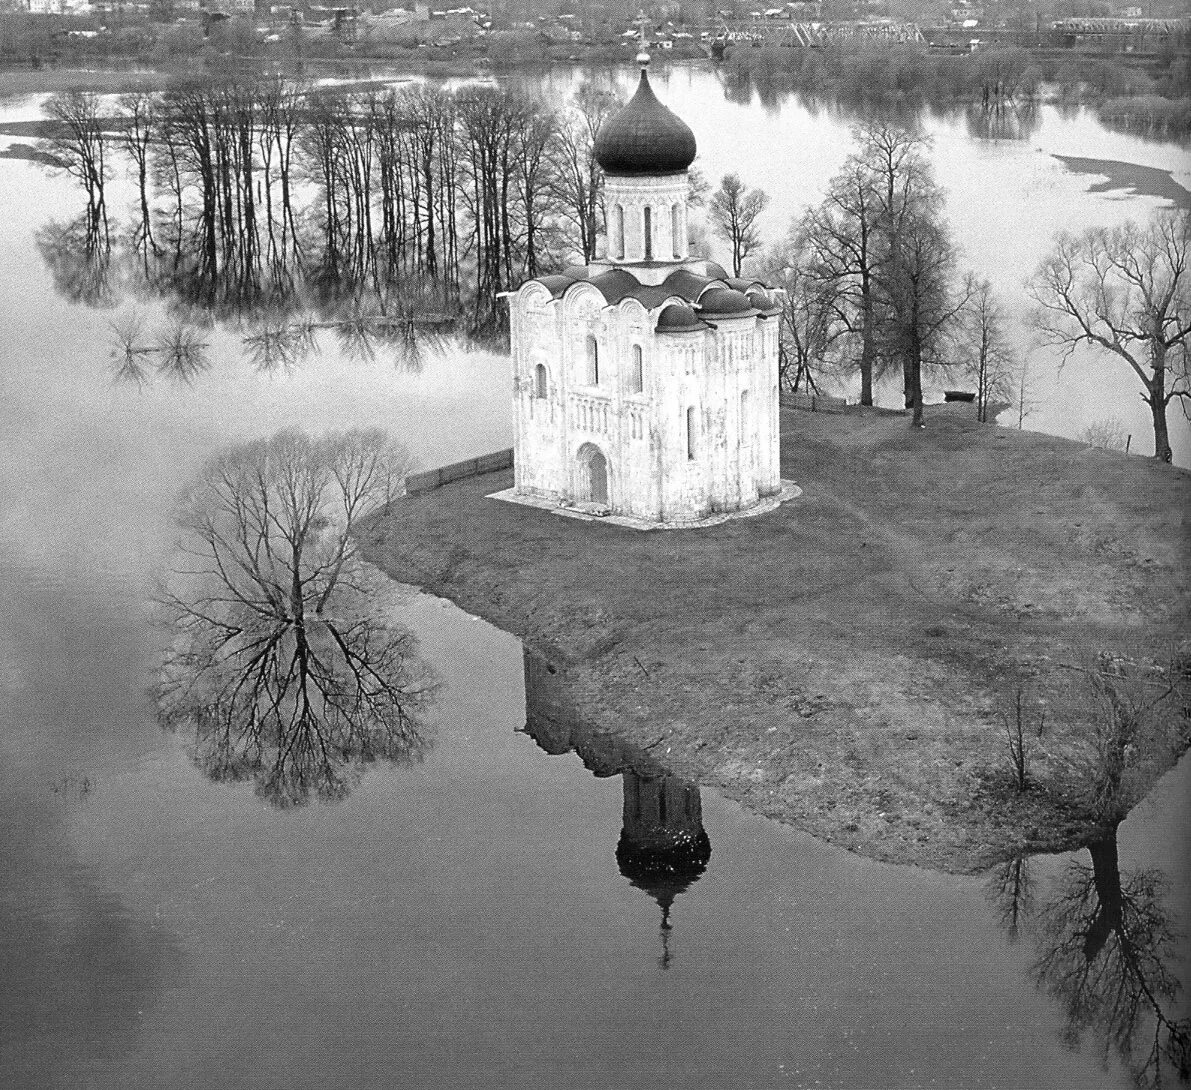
510,279,782,524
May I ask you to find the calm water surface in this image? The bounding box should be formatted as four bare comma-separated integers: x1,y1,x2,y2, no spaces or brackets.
1,71,1188,1089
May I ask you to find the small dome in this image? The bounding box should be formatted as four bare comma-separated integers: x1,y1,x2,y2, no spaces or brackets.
698,287,754,316
747,288,778,311
590,268,643,305
655,303,704,333
659,268,714,303
682,258,730,281
594,70,697,177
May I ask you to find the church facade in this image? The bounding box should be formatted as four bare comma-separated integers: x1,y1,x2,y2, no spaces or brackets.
507,52,782,524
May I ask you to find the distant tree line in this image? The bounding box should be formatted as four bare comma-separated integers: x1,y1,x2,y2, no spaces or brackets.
724,42,1191,135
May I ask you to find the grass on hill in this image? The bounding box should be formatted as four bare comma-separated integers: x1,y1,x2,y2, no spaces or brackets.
361,404,1191,874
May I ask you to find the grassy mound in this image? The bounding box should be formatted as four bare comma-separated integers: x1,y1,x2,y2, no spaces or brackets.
361,404,1191,873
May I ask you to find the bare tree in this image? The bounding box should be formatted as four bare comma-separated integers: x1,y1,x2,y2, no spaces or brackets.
852,124,969,427
1078,416,1129,452
708,172,769,277
1029,211,1191,463
801,159,883,404
549,83,618,264
879,207,971,427
157,429,433,805
958,277,1019,423
1013,353,1041,430
758,234,848,394
801,124,946,409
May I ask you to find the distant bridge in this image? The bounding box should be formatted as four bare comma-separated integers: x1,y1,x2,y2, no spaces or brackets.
712,19,925,48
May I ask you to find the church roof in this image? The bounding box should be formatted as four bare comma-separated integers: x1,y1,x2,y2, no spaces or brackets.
594,68,697,177
655,303,704,333
684,259,731,280
524,261,776,325
698,286,756,317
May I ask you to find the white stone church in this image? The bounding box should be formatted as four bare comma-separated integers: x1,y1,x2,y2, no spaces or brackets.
505,50,783,525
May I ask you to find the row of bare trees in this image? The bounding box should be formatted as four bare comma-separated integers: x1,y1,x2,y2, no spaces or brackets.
43,78,622,333
756,121,1189,455
758,123,977,427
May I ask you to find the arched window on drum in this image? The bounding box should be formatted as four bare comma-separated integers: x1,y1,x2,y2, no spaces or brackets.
585,336,599,386
629,345,644,395
534,363,548,399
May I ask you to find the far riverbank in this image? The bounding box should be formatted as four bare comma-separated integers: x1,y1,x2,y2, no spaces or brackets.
361,405,1191,875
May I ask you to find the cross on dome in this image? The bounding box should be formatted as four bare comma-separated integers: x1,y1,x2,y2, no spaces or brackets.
635,9,651,67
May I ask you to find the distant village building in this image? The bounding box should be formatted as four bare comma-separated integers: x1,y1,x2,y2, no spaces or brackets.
505,45,782,524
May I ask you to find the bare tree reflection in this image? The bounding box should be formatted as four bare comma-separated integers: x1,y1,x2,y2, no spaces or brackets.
242,318,318,374
157,428,434,806
36,214,113,308
153,323,212,383
328,309,451,372
1034,832,1190,1087
986,855,1035,944
989,828,1191,1088
108,312,211,385
965,100,1040,142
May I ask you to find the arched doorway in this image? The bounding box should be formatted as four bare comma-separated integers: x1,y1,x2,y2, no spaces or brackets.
577,444,609,506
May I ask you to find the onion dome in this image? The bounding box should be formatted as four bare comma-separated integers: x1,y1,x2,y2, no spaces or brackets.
698,287,755,316
594,69,697,177
655,303,704,333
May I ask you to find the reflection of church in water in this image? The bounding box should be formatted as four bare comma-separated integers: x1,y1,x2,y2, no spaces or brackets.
522,651,711,967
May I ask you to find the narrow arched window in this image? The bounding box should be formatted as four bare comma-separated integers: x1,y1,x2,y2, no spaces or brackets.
686,406,696,460
643,205,652,261
586,335,599,386
671,203,682,259
615,205,625,261
630,345,644,394
534,363,548,399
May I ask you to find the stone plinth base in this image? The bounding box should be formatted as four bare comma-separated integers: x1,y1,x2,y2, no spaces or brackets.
487,481,802,531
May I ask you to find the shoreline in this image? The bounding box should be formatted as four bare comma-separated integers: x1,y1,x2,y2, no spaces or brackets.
360,405,1191,876
1053,154,1191,210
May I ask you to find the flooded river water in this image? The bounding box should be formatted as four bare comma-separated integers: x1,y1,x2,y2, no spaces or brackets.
1,71,1188,1088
